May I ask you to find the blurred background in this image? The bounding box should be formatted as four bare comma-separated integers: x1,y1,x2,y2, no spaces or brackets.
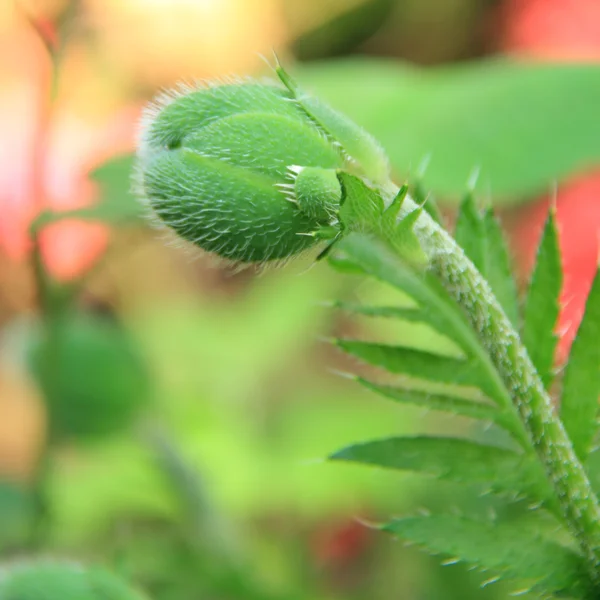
1,0,599,598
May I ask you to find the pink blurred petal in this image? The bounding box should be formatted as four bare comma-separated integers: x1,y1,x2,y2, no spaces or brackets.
0,25,51,260
39,220,109,281
0,15,139,281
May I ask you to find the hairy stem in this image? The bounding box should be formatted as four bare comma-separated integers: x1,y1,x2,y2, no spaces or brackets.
395,190,600,576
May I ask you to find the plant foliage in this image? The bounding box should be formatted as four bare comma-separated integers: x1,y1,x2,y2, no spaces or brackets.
327,186,600,598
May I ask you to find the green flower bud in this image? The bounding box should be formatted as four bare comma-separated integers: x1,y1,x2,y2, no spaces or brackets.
0,561,145,600
28,312,150,442
135,66,389,264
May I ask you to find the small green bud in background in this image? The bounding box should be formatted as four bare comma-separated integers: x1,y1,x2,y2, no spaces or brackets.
0,561,146,600
135,66,389,264
28,312,150,442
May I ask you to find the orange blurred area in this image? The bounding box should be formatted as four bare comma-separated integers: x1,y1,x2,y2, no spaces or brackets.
86,0,286,86
0,363,46,484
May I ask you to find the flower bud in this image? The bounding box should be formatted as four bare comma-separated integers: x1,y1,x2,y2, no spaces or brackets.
0,561,145,600
135,67,389,263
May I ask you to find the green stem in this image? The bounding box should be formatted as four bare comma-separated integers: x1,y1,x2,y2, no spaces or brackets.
394,190,600,576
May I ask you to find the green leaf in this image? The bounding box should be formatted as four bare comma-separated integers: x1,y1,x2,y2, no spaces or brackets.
330,235,475,356
356,377,522,436
411,180,443,225
454,193,486,273
334,301,440,327
330,436,552,504
522,211,562,390
329,234,516,411
300,59,600,204
482,209,519,328
383,514,587,598
89,154,143,222
337,171,384,231
381,184,408,231
335,338,494,390
30,155,144,232
561,268,600,461
454,196,519,327
392,207,427,266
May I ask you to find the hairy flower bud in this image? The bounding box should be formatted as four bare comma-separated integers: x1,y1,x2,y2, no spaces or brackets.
135,66,389,263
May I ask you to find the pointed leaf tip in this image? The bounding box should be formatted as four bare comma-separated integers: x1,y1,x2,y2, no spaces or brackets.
523,211,562,390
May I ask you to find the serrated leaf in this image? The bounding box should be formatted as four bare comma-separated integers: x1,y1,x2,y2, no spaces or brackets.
334,301,436,326
329,234,518,413
381,184,408,231
335,339,490,390
412,180,443,224
561,268,600,461
330,436,553,504
454,196,518,327
330,235,475,356
391,207,427,266
357,378,522,436
523,212,562,390
383,514,587,598
455,193,486,273
358,377,497,420
337,171,384,231
482,209,519,328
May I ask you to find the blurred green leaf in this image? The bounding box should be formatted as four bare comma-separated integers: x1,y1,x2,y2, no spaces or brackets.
383,514,587,598
561,269,600,462
522,212,562,391
30,154,142,232
300,60,600,203
330,436,552,504
289,0,394,60
88,154,144,222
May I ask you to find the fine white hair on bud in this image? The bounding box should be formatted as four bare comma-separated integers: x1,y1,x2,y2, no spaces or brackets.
134,65,390,264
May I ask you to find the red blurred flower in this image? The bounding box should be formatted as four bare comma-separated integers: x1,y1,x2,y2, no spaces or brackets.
502,0,600,364
311,516,372,567
0,7,136,281
502,0,600,61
